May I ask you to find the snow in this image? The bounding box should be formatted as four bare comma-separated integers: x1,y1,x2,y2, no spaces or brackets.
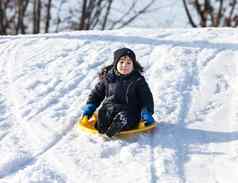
0,28,238,183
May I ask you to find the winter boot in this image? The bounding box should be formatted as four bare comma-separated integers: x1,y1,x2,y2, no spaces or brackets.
96,105,114,134
106,111,128,137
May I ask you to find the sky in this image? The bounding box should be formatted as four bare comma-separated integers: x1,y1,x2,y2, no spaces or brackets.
0,28,238,183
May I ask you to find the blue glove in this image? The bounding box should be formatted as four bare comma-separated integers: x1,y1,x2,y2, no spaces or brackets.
82,103,96,117
141,109,155,125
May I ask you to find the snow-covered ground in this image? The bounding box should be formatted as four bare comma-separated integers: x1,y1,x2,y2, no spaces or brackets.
0,28,238,183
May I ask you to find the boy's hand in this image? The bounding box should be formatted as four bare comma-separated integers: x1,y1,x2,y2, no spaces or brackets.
141,109,155,126
82,103,96,118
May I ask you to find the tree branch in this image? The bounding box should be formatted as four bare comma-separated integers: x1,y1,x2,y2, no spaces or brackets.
182,0,197,27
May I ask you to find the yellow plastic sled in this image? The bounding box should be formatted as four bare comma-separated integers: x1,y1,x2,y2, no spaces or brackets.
77,114,157,138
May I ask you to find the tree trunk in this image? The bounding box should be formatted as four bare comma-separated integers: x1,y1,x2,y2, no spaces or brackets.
101,0,113,30
33,0,41,34
79,0,88,30
16,0,29,34
45,0,52,33
0,1,7,35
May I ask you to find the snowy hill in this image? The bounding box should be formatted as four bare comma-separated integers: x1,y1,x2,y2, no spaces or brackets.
0,28,238,183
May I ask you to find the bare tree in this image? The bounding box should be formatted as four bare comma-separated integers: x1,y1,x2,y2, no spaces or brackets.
0,0,53,35
0,0,159,35
0,1,7,34
33,0,41,33
16,0,30,34
0,0,28,35
79,0,89,30
79,0,112,30
0,0,16,35
109,0,156,29
101,0,113,30
77,0,157,30
183,0,238,27
45,0,52,33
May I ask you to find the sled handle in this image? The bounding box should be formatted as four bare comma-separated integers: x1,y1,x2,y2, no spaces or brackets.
81,116,88,125
138,121,146,128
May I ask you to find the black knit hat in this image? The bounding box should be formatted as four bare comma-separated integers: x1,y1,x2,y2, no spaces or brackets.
113,48,136,67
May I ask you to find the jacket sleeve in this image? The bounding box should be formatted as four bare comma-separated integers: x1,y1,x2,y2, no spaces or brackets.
136,77,154,114
87,80,106,108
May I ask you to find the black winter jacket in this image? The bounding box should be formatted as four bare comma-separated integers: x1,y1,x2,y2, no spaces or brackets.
87,67,154,120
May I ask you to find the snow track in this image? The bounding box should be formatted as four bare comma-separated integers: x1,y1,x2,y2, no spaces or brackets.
0,29,238,183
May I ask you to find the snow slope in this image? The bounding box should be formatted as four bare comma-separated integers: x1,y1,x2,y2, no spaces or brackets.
0,28,238,183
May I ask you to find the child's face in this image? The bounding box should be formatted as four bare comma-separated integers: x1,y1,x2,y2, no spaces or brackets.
116,56,134,75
